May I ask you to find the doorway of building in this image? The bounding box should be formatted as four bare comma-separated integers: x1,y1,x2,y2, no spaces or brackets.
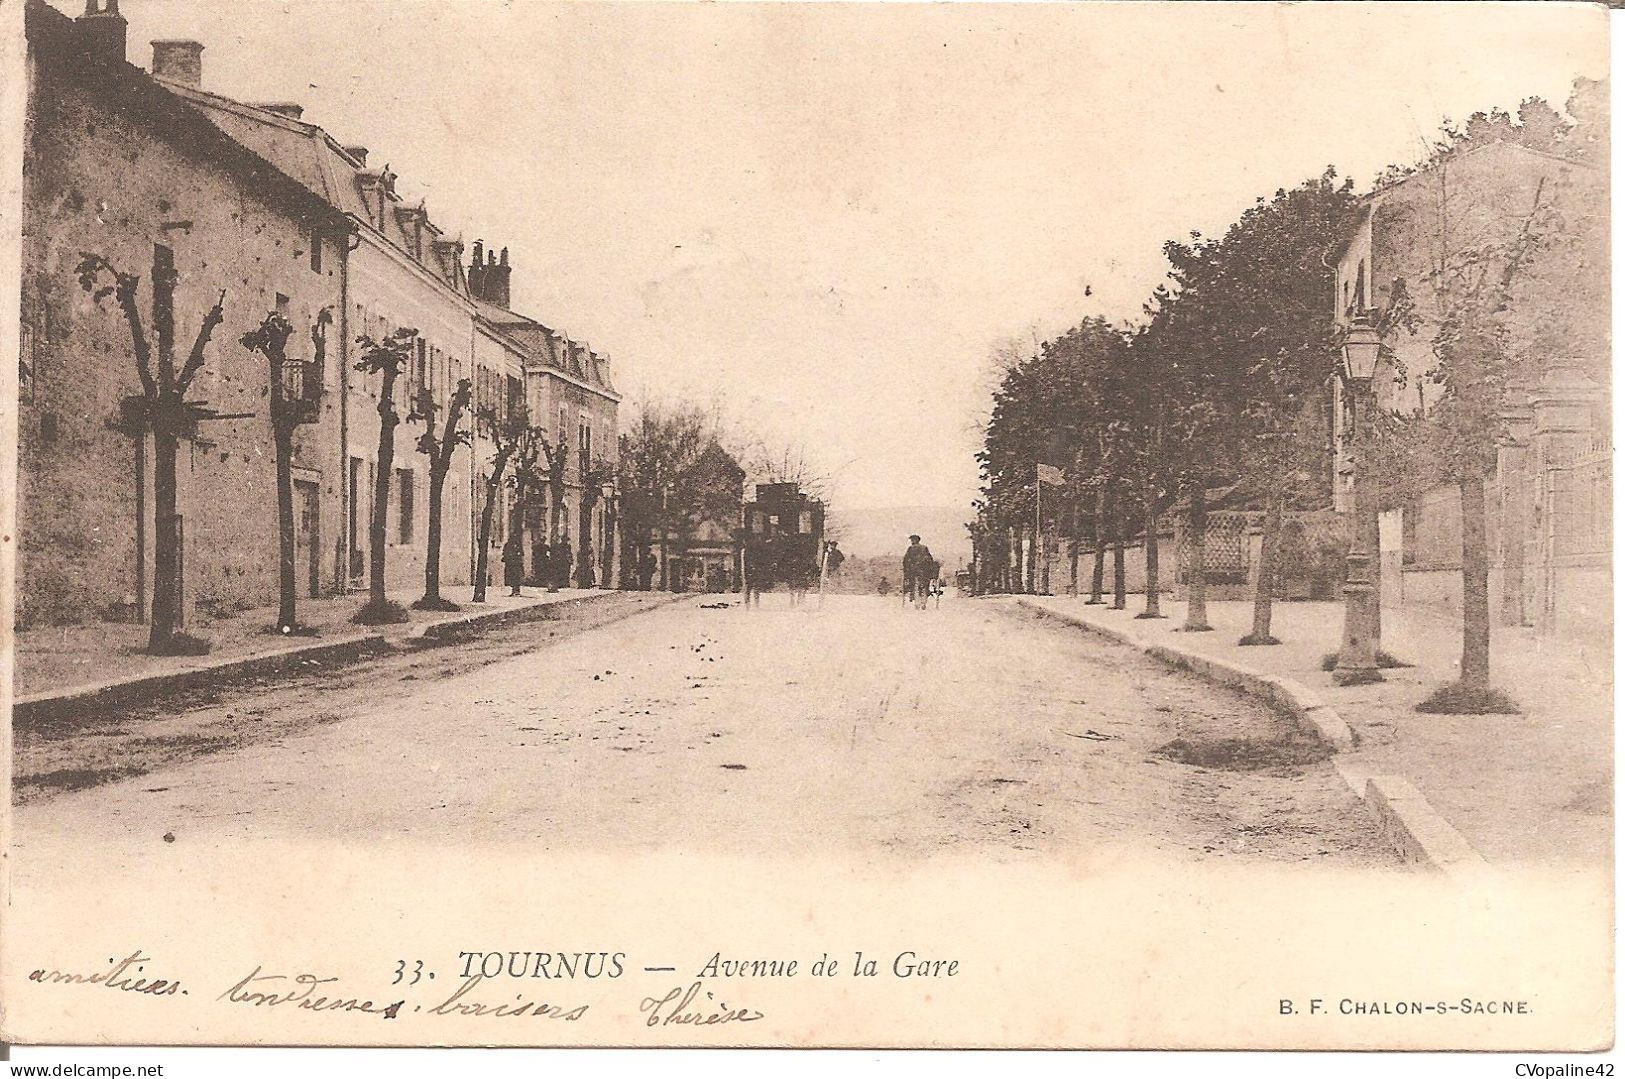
295,479,321,598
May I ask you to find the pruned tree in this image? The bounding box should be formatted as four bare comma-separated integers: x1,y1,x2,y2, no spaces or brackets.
577,454,616,588
76,251,226,655
1409,177,1555,713
471,405,535,604
507,427,546,591
351,327,418,624
535,435,571,591
409,376,473,611
240,306,331,635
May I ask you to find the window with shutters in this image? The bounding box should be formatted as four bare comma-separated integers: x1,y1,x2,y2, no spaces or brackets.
397,469,415,544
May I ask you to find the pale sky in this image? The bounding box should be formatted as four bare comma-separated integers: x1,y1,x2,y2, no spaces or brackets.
63,1,1608,511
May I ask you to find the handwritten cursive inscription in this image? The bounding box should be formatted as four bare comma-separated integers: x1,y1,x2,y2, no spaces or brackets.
218,966,404,1019
426,973,590,1019
639,981,765,1028
29,950,184,997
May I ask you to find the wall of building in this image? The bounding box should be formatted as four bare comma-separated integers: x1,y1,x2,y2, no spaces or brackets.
1334,142,1610,646
533,371,619,586
19,69,343,626
468,324,527,589
345,237,479,595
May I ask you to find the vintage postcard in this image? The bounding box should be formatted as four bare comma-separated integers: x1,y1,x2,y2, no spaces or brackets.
0,0,1613,1056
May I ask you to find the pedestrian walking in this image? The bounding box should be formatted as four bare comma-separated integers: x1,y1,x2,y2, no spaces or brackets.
550,536,572,593
902,534,936,610
502,533,525,597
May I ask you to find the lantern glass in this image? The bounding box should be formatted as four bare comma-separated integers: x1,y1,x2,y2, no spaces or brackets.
1342,316,1381,383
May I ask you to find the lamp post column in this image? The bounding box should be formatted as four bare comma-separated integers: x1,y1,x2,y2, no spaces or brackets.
1334,374,1383,686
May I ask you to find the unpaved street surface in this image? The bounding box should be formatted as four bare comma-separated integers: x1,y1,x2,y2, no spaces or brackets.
12,595,1391,866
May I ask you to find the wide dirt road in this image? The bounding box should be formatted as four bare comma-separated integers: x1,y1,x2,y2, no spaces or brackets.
12,594,1390,866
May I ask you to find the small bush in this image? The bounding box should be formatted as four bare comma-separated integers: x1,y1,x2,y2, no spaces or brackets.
1416,682,1521,715
412,596,462,613
352,598,411,625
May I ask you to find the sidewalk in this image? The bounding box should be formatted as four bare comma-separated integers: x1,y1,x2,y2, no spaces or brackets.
1017,595,1611,870
14,584,626,714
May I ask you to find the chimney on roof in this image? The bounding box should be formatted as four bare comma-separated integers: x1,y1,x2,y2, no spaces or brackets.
255,102,305,120
344,145,369,166
77,0,128,66
150,39,202,87
467,242,512,309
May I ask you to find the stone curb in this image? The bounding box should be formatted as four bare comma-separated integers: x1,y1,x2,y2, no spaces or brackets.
1334,762,1493,879
407,589,687,641
13,630,390,729
1016,598,1355,750
1015,597,1492,880
14,590,669,730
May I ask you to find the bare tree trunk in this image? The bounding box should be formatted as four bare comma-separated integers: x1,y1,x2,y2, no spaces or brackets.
1459,472,1492,688
1088,485,1107,604
369,372,399,610
473,474,501,603
148,250,181,653
1020,520,1033,594
1367,474,1384,651
577,496,595,588
149,427,182,651
1111,484,1127,610
510,479,531,588
1001,526,1014,594
602,500,617,590
274,422,297,631
1243,485,1285,645
549,479,567,592
1067,491,1081,596
423,469,447,603
1111,534,1127,610
1140,499,1163,618
1183,481,1211,630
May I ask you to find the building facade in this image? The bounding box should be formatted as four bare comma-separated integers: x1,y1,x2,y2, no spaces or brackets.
466,249,621,591
17,0,622,631
19,0,352,626
1331,138,1609,640
657,442,745,593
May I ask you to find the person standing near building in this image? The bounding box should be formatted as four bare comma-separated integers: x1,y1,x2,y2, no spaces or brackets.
502,533,525,597
550,530,573,593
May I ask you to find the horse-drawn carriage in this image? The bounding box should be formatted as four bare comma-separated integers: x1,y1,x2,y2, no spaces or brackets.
741,482,827,605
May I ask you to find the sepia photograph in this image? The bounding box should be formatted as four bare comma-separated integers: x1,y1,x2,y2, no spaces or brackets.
0,0,1614,1063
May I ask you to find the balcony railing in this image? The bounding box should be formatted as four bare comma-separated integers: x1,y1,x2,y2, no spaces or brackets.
277,359,322,424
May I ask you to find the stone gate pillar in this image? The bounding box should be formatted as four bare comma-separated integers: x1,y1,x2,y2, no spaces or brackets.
1530,360,1602,635
1496,396,1534,627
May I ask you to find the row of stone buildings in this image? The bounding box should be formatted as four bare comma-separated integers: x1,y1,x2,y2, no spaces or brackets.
18,0,622,627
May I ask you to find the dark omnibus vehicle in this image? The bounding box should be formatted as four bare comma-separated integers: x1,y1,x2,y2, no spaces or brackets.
742,482,825,596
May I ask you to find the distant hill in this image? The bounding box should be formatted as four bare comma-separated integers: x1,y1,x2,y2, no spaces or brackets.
826,505,973,569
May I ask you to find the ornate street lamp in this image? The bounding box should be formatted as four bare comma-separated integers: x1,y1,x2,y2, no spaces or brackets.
1333,313,1383,686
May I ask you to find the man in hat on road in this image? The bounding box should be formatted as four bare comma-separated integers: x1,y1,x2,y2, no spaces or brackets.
902,534,937,610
